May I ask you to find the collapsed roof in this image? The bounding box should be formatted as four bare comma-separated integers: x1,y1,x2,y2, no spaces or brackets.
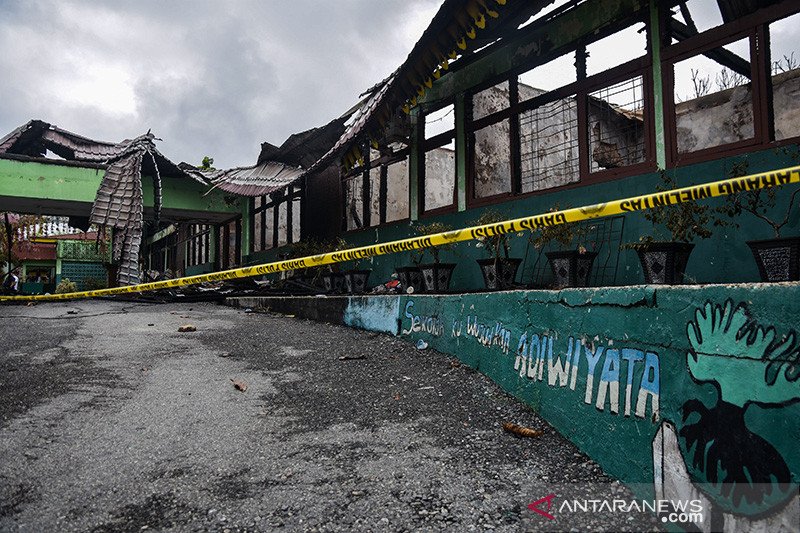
185,117,348,197
303,0,557,175
0,120,204,286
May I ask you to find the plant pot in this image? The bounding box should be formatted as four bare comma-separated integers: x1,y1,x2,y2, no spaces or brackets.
476,258,522,290
321,272,345,293
418,263,456,293
395,266,424,293
747,237,800,282
344,269,372,294
545,251,598,288
634,242,695,285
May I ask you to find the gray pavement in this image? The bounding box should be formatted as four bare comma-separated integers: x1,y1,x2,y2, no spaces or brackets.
0,301,658,532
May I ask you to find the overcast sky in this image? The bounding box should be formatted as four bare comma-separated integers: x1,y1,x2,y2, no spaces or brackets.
0,0,440,168
1,1,797,170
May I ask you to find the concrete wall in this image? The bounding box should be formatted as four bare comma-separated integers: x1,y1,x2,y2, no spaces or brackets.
228,283,800,529
676,69,800,153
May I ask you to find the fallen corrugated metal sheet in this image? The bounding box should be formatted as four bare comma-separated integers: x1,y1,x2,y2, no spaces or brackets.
204,161,305,197
198,117,348,197
0,120,204,286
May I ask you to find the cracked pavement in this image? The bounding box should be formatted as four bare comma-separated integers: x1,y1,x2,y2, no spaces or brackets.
0,301,659,532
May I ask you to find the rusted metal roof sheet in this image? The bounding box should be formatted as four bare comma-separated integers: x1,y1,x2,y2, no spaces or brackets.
203,117,347,197
202,161,305,197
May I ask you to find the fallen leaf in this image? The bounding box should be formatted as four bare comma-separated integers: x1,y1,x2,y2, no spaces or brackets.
178,324,197,332
231,378,248,392
502,422,543,438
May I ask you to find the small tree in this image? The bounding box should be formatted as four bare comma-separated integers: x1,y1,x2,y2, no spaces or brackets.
472,210,512,260
530,206,589,252
623,173,723,248
414,222,454,264
720,162,800,239
199,156,216,171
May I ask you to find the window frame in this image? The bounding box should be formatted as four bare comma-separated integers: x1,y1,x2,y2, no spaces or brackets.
418,100,458,217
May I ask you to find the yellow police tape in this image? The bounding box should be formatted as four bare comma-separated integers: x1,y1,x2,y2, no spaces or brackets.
2,165,799,302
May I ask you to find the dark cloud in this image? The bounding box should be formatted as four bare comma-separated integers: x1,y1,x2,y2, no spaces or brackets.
0,0,440,168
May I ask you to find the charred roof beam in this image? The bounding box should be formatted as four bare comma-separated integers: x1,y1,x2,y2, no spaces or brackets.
668,18,751,77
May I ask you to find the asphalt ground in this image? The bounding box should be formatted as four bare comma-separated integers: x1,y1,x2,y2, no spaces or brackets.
0,301,659,532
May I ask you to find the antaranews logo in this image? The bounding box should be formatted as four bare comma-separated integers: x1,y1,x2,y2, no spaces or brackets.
527,494,704,526
527,494,556,520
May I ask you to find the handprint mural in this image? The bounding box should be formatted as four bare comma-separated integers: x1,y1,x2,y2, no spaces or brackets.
655,300,800,531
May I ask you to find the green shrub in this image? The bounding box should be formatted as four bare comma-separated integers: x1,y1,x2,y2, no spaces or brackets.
55,278,77,294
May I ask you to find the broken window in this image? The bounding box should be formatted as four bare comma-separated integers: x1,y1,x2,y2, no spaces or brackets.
344,174,365,231
251,188,300,251
386,157,410,222
672,36,753,155
252,197,263,253
520,95,579,192
424,103,455,139
185,224,211,267
769,12,800,141
342,147,410,230
587,76,647,172
472,81,510,121
472,118,512,198
291,196,301,245
516,51,580,192
424,146,456,210
276,201,288,247
264,205,274,248
369,163,381,225
422,103,456,212
469,81,515,200
518,53,576,94
672,0,725,35
586,24,648,77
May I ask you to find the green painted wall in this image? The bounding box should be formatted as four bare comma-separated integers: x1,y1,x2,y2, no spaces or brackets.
394,284,800,521
0,158,242,215
248,146,800,290
229,284,800,525
0,158,103,204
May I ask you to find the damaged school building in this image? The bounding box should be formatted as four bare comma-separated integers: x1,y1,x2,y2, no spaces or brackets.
2,0,798,292
2,1,800,529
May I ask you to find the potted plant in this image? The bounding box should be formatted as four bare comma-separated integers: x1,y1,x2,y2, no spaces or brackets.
622,173,718,285
531,206,596,289
343,260,372,294
287,239,325,289
395,247,424,293
472,209,522,290
320,238,347,294
414,222,457,293
720,170,800,282
335,238,371,294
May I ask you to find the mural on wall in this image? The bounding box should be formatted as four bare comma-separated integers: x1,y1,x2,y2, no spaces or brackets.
655,300,800,531
404,298,661,422
399,296,799,528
